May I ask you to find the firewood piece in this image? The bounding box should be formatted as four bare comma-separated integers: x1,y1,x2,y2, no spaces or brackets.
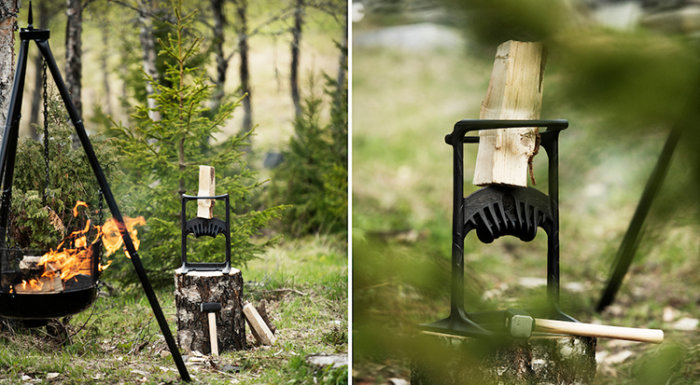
174,269,246,354
473,40,545,187
14,275,63,294
248,301,276,343
19,256,43,272
197,165,215,219
243,302,276,345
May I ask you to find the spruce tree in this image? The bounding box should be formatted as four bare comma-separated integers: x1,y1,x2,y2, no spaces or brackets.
106,0,281,285
269,77,348,236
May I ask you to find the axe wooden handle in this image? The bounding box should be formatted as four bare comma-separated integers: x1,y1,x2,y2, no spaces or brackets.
535,318,664,343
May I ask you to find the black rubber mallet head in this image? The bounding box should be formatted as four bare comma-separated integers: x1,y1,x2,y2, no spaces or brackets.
200,302,222,313
200,302,222,355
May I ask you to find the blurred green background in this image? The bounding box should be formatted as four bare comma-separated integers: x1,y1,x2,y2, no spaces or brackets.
352,0,699,383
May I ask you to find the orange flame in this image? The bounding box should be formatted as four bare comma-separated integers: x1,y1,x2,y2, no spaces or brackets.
73,200,88,217
101,216,146,259
15,201,145,293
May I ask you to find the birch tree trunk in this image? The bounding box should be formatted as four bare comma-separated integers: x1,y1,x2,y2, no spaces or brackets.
290,0,304,118
233,0,252,134
209,0,228,115
100,23,112,117
65,0,83,118
335,9,348,108
0,0,18,329
0,0,19,135
138,0,160,121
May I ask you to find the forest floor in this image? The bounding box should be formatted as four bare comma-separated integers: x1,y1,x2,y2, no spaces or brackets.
352,20,699,385
0,235,348,384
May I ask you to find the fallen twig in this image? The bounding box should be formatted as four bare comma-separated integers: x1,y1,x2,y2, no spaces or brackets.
260,288,308,296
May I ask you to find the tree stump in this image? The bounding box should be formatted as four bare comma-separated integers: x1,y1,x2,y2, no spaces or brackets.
174,268,246,354
411,334,597,385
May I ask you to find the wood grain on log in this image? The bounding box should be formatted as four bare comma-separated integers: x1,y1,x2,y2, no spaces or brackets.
197,165,215,219
473,40,545,187
174,268,245,354
243,302,276,345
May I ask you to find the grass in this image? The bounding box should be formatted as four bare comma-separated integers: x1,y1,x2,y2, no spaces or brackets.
0,235,348,384
352,19,699,384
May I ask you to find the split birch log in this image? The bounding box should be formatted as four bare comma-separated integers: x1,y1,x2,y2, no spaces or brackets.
473,40,545,187
174,269,246,353
197,165,216,218
19,256,44,272
243,302,277,345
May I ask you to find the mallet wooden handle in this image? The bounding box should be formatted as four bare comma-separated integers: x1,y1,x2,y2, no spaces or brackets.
534,318,664,343
208,312,219,356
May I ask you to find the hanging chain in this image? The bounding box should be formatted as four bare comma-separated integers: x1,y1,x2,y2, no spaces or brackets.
42,59,50,206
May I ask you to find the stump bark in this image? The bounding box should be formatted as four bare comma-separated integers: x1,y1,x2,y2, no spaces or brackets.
174,268,245,354
411,334,597,385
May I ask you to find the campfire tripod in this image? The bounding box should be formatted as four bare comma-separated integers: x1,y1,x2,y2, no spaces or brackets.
0,7,190,382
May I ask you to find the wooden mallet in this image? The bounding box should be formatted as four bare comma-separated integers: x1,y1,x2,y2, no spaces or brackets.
200,302,222,356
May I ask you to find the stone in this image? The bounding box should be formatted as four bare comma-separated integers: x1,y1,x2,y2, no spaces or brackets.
306,353,348,369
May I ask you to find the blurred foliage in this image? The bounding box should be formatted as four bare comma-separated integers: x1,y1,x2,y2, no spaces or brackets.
354,0,699,382
268,77,348,236
9,95,117,251
103,1,283,286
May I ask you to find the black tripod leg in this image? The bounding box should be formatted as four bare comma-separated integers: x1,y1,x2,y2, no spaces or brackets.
35,39,191,382
596,127,681,312
0,37,31,249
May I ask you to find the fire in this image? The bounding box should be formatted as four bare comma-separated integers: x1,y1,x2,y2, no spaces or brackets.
101,216,146,259
15,201,145,293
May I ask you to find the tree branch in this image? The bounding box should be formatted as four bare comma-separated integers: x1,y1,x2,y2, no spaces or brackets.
107,0,168,22
249,6,295,37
